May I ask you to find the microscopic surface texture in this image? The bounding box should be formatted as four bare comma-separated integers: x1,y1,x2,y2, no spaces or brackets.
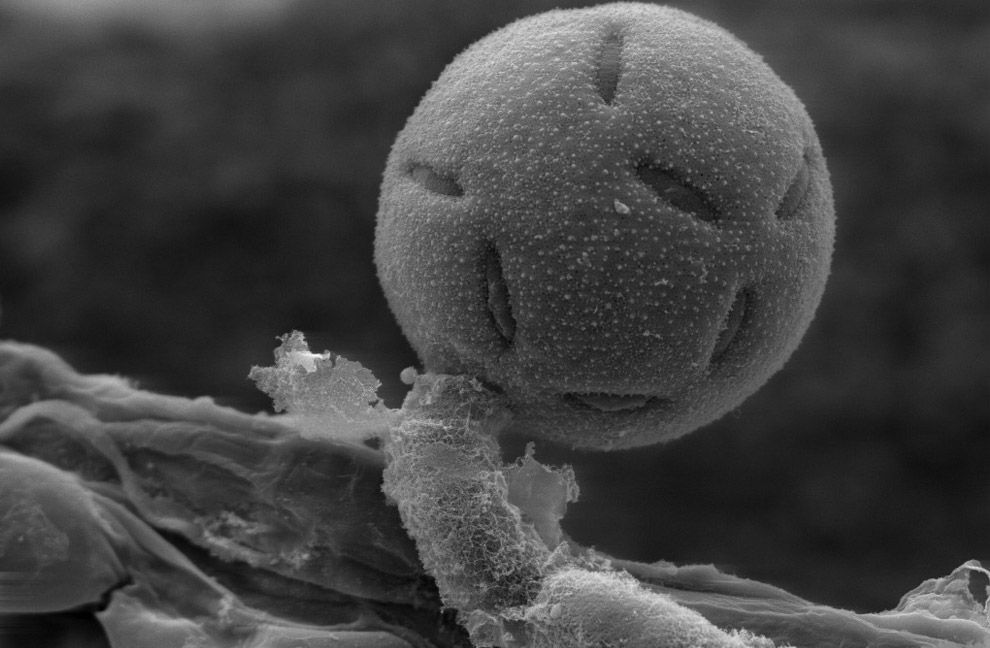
376,2,835,449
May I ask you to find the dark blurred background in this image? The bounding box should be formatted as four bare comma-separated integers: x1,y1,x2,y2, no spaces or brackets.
0,0,986,617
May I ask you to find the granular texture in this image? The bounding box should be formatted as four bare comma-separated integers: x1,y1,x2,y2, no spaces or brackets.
376,2,835,449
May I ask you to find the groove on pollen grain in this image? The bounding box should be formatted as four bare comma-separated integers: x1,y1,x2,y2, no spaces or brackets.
635,162,718,223
710,288,752,364
775,149,812,221
410,162,464,197
595,27,624,105
483,245,516,345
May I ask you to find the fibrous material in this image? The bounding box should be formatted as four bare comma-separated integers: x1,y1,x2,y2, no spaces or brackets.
0,341,987,647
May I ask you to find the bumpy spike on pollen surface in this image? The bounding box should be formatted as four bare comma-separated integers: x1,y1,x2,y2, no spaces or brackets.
375,2,835,449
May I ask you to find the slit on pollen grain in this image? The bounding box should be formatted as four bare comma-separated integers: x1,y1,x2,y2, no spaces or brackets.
484,246,516,345
409,162,463,197
775,150,812,220
596,27,623,105
636,163,718,223
710,288,751,363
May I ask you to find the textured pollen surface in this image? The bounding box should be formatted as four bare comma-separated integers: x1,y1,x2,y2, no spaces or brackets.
375,2,835,449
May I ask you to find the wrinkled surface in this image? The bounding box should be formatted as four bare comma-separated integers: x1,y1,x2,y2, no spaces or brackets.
376,2,835,449
1,341,988,647
891,561,990,625
527,568,776,648
621,559,990,648
383,373,545,617
0,341,453,648
384,374,782,648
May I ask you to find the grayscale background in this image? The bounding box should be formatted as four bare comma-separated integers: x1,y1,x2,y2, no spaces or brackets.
0,0,986,638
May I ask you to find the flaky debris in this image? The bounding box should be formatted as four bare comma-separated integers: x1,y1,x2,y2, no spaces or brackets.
249,331,396,443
